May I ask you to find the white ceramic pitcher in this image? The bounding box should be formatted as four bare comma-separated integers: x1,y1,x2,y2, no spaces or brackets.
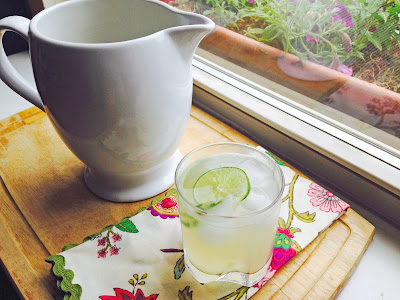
0,0,214,202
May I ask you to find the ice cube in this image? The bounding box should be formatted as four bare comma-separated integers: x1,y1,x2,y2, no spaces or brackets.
208,194,238,216
239,186,272,213
193,185,217,204
237,156,274,188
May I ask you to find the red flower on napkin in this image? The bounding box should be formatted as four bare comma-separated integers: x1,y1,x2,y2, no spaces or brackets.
147,196,179,219
99,288,158,300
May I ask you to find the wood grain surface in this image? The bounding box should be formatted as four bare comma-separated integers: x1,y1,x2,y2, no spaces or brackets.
0,107,375,299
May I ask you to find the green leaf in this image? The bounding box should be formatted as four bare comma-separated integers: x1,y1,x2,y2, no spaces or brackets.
377,11,389,22
128,279,134,285
217,286,250,300
248,28,264,35
394,32,400,48
141,273,148,279
174,254,186,280
365,31,382,51
115,219,139,233
291,240,302,252
367,0,385,13
62,244,79,251
137,206,148,214
151,195,163,206
295,211,316,223
203,10,214,16
289,227,302,234
374,21,396,42
387,4,400,17
178,286,193,300
278,217,286,229
262,24,282,42
180,212,198,228
281,37,290,54
165,188,176,198
351,50,365,60
133,274,139,280
383,36,392,51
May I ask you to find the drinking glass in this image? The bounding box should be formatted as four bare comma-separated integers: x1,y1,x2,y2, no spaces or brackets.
175,142,284,286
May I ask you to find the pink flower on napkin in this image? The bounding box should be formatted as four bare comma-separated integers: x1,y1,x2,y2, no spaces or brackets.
308,183,349,213
97,248,108,258
109,246,120,256
112,233,122,243
253,266,276,288
98,237,107,246
96,229,125,258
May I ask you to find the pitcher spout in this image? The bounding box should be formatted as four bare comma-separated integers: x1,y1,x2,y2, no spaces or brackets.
166,8,215,62
176,9,215,42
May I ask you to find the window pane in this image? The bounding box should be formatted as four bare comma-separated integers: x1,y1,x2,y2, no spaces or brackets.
168,0,400,154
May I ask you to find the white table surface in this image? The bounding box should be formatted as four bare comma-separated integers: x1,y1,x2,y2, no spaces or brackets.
1,51,400,299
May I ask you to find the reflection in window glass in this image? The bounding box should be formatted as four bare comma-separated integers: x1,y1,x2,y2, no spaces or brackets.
167,0,400,150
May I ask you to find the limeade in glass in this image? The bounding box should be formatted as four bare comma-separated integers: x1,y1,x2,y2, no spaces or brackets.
175,143,284,286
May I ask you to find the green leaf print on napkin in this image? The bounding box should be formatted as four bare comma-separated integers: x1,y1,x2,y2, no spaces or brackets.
178,286,193,300
115,219,139,233
174,254,186,280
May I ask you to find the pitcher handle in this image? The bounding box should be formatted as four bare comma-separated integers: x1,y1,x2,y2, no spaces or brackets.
0,16,43,111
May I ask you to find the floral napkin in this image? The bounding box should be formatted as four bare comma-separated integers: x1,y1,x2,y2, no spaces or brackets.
46,148,349,300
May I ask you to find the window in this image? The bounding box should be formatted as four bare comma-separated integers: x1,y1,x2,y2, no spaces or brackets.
43,0,400,224
168,0,400,149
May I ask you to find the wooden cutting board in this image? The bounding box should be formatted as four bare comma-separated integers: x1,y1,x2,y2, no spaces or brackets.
0,106,374,300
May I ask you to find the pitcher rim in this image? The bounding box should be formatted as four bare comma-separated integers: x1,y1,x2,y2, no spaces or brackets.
29,0,215,48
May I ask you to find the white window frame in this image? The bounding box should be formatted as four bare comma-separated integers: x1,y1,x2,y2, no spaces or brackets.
192,54,400,226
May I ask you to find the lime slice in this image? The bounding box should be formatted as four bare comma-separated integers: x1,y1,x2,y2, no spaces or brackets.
193,167,250,206
179,212,199,228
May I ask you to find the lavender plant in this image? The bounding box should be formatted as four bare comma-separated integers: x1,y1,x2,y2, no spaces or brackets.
196,0,400,75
